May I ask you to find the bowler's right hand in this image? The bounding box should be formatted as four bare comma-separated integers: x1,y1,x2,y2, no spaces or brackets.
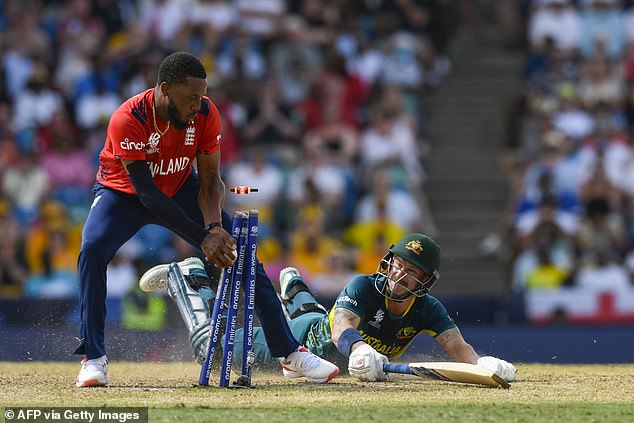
200,226,237,268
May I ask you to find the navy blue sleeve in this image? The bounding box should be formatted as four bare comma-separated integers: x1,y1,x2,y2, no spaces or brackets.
126,160,208,245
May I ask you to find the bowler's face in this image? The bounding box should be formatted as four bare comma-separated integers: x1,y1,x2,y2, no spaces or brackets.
166,77,207,130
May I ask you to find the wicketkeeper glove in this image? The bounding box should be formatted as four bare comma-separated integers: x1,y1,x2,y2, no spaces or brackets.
476,356,517,382
348,344,389,382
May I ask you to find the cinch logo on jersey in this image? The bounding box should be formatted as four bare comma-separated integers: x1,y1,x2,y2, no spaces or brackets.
336,295,358,307
119,133,161,154
120,138,145,151
149,157,191,176
358,330,404,359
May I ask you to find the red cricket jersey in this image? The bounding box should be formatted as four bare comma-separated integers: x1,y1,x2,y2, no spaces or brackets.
96,88,221,197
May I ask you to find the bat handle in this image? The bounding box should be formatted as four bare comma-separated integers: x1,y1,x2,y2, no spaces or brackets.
383,363,413,375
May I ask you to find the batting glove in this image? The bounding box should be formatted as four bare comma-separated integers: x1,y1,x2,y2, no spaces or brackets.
348,344,389,382
477,356,517,382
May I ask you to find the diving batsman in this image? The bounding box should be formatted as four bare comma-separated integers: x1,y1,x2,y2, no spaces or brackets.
141,233,517,383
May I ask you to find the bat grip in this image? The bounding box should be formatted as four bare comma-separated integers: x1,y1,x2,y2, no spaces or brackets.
383,363,413,375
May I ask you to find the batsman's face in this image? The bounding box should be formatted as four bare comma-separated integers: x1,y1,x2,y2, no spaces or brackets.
387,255,428,298
166,77,207,130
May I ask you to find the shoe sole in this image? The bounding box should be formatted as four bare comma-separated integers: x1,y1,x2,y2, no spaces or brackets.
278,267,300,301
139,264,169,292
76,378,108,387
306,368,340,383
139,257,203,292
281,366,340,383
282,366,302,379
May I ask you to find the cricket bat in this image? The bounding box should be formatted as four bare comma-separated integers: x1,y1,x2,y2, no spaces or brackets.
383,362,510,389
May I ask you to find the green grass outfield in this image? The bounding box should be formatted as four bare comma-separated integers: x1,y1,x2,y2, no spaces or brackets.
1,362,632,422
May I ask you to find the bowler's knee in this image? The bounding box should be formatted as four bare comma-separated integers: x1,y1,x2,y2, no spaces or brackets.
78,239,109,265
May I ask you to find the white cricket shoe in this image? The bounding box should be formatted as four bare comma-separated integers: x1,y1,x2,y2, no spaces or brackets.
280,346,339,383
76,355,108,387
139,257,205,292
279,267,301,300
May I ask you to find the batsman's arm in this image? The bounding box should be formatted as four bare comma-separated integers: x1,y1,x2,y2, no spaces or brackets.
334,307,389,382
434,327,479,364
330,307,364,354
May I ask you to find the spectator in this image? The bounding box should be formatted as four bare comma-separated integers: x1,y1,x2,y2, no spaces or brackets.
138,0,188,48
234,0,286,42
75,79,122,130
551,85,596,141
39,111,94,191
224,146,285,234
12,66,64,149
0,198,28,298
2,4,52,98
579,154,623,213
302,104,359,167
575,247,631,290
578,57,624,109
309,248,357,299
106,250,138,300
515,193,580,242
380,32,426,89
270,14,325,105
39,111,94,221
353,167,424,234
579,0,625,60
287,205,343,281
23,200,81,299
298,51,369,131
577,197,628,258
0,105,19,176
516,168,582,218
512,219,576,292
528,0,582,55
181,0,238,52
215,32,268,82
524,245,570,289
358,103,425,186
287,146,351,231
240,78,301,147
2,150,50,224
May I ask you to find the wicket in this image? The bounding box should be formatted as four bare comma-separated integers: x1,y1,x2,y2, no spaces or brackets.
199,210,259,388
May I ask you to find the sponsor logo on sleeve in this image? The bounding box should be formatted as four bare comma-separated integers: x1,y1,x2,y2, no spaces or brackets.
118,133,160,154
336,295,358,307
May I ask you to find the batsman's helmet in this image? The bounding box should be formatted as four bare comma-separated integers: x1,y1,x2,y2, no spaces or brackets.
375,233,441,302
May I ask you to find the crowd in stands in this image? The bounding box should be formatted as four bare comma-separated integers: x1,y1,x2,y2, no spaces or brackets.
481,0,634,295
0,0,458,303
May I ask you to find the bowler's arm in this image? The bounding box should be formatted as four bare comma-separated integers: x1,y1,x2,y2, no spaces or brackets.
195,150,225,227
